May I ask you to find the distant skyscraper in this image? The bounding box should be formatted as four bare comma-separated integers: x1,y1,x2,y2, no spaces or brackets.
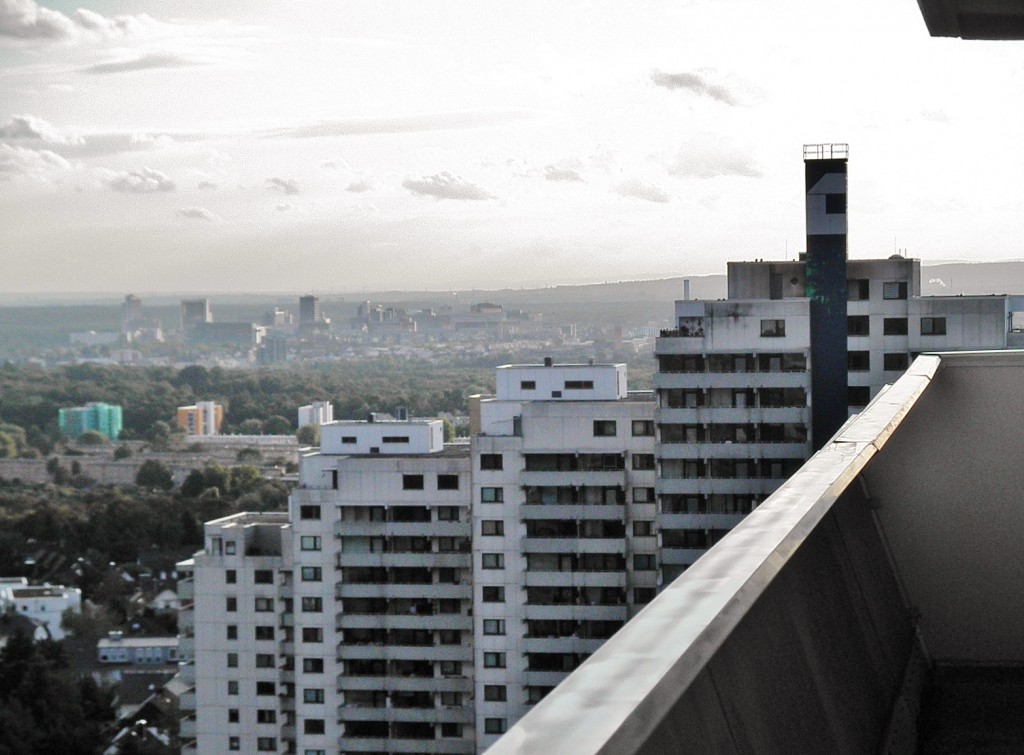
180,299,212,332
59,402,123,440
299,295,321,324
121,295,143,333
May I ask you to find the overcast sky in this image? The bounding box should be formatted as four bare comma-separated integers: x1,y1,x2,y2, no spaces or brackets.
1,0,1022,294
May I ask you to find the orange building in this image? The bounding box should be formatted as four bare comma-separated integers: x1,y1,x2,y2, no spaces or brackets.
176,401,223,436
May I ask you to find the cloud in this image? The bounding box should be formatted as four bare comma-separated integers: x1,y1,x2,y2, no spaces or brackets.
267,177,300,195
0,0,158,42
544,165,583,182
650,70,738,106
83,52,199,75
0,114,82,144
921,109,950,124
667,136,761,179
322,158,353,170
103,167,175,193
177,207,218,221
402,172,494,201
276,203,295,211
614,178,670,203
0,143,72,179
197,180,218,190
263,110,534,139
345,176,376,193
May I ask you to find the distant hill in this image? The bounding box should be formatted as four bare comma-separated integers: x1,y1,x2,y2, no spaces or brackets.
919,262,1024,296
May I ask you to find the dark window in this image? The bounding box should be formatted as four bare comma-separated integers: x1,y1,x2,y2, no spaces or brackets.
564,380,594,390
847,351,870,371
825,193,846,214
482,553,504,569
227,652,238,667
229,736,240,750
255,653,275,668
521,380,536,390
633,487,655,503
255,597,274,612
633,521,653,536
441,723,463,737
633,554,656,570
884,352,910,371
631,420,654,436
437,474,459,490
634,588,656,604
254,570,273,584
256,738,276,752
228,709,239,723
227,625,237,640
255,626,274,641
484,685,507,702
299,505,320,520
483,619,506,635
484,652,506,668
551,391,562,398
847,316,869,336
402,474,424,490
438,506,459,521
302,658,324,673
848,386,871,407
341,436,356,444
226,596,237,612
301,597,323,612
225,570,236,584
632,454,655,470
760,319,786,337
480,454,503,470
883,317,909,336
257,709,276,724
301,566,322,582
593,420,617,437
481,487,503,503
227,680,239,695
383,436,409,444
302,627,323,643
303,688,324,703
921,317,947,335
481,520,504,536
848,279,870,301
883,281,908,300
256,681,275,695
485,718,507,735
303,719,325,735
482,586,505,603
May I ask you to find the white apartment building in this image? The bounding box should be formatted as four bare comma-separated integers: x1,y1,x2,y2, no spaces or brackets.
0,578,82,640
471,362,656,750
298,402,334,429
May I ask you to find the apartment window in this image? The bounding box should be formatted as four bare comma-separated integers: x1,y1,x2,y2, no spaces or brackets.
254,570,274,584
224,541,236,555
227,625,237,640
633,521,653,536
760,319,786,337
303,688,324,704
304,751,326,755
299,505,320,520
848,279,870,301
884,352,910,371
633,487,655,503
402,474,424,490
483,619,506,636
228,709,239,723
257,709,277,724
485,718,508,735
301,597,323,612
633,554,657,571
255,597,274,612
255,626,274,641
565,380,594,390
228,680,239,695
631,420,654,436
632,454,655,471
883,317,909,336
438,506,459,521
634,588,656,604
847,316,869,336
383,436,409,444
440,661,462,676
302,658,324,673
481,520,504,536
883,281,908,300
482,586,505,603
480,454,503,470
521,380,536,390
848,386,871,407
921,317,947,335
593,420,617,437
438,474,460,490
484,685,507,702
227,652,238,668
229,737,240,751
847,351,870,372
255,653,275,668
226,570,236,584
481,487,504,503
825,192,846,214
302,627,323,643
551,391,562,398
341,436,356,444
441,723,463,737
300,536,321,551
256,738,276,752
301,566,322,582
482,553,505,570
303,720,325,735
226,596,237,612
484,652,506,668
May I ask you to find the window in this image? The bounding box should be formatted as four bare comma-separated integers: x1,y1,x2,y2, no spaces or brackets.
383,436,409,444
439,630,461,645
633,554,656,571
633,487,655,503
634,587,656,604
883,317,909,336
484,652,506,668
632,454,655,471
254,570,273,584
227,652,238,668
303,688,324,704
884,352,910,371
848,386,871,407
564,380,594,390
257,709,277,724
299,505,320,520
226,570,236,584
301,566,322,582
483,619,506,636
551,391,562,398
300,536,321,551
847,315,869,336
255,626,274,641
303,720,325,735
481,520,504,536
226,596,237,612
228,709,239,723
305,751,326,755
302,658,324,673
229,736,240,751
256,681,275,695
227,625,238,640
481,487,503,503
921,317,947,335
341,436,356,444
301,597,323,612
256,738,276,752
437,474,459,490
402,474,424,490
482,586,505,603
760,319,786,337
482,553,504,570
883,281,908,300
255,653,275,668
485,718,508,735
484,685,507,702
633,521,653,536
228,680,239,695
438,506,459,521
593,420,617,437
255,597,274,612
631,420,654,436
302,627,323,643
441,723,463,737
440,661,462,676
825,192,846,214
480,454,503,470
224,541,236,555
521,380,536,390
847,351,870,371
848,279,869,301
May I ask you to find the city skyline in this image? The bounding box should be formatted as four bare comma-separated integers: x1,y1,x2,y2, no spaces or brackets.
2,0,1023,294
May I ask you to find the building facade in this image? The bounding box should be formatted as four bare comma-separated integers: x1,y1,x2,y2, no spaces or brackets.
297,402,334,429
176,401,224,436
58,401,123,440
0,578,82,640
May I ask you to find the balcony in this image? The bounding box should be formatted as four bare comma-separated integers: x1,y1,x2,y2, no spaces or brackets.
179,715,196,739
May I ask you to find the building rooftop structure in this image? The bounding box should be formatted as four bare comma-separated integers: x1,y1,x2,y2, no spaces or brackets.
488,349,1024,753
917,0,1024,38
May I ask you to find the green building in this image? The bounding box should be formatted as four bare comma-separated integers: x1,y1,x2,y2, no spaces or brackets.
58,402,123,441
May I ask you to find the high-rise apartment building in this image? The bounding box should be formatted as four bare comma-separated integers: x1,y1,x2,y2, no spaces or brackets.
299,296,322,325
177,401,224,436
58,401,123,440
181,298,213,332
121,294,143,332
471,361,656,749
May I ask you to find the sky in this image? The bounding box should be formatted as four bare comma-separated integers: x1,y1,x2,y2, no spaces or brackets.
1,0,1023,294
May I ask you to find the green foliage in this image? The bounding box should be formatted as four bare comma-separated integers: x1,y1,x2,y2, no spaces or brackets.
135,460,173,490
113,444,133,460
0,432,16,459
263,415,292,434
296,424,319,445
236,447,262,464
239,418,264,434
442,419,455,443
76,430,108,446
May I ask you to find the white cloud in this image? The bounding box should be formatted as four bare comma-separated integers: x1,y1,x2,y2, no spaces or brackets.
0,114,82,144
197,180,218,190
276,202,295,211
83,52,200,75
0,0,159,42
177,206,218,221
650,69,738,106
402,172,494,201
267,176,300,195
667,136,761,179
0,142,72,179
614,178,671,203
345,176,376,193
103,166,175,193
263,110,535,139
544,165,583,182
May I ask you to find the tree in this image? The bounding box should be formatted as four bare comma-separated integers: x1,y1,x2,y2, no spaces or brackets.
76,430,108,446
145,421,172,450
113,444,133,460
239,418,264,435
296,424,319,446
442,419,455,443
0,432,16,459
236,447,262,464
135,460,173,490
263,415,292,435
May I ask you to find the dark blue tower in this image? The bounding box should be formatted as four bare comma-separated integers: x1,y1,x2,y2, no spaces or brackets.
804,144,848,450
